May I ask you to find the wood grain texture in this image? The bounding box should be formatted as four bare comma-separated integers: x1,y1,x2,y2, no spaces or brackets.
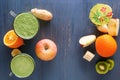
0,0,120,80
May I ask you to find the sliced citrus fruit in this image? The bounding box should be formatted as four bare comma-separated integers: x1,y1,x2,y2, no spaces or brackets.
3,30,24,48
108,18,119,36
89,4,113,26
95,34,117,57
11,49,21,57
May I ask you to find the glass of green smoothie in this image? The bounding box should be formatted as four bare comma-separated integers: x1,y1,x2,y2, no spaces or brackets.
14,12,39,39
10,53,35,78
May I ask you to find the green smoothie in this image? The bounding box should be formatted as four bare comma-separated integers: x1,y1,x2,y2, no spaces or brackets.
14,12,39,39
10,53,35,78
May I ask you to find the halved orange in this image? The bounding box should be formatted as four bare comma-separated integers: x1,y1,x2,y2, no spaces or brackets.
3,30,24,48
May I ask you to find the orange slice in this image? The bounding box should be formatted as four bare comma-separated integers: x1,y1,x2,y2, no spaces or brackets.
3,30,24,48
108,18,119,36
11,49,22,57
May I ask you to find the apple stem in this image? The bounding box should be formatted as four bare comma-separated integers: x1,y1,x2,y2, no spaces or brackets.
45,46,48,50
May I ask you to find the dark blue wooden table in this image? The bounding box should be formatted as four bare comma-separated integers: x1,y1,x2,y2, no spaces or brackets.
1,0,120,80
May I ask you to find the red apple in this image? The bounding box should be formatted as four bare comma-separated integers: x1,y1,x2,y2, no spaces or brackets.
35,39,57,61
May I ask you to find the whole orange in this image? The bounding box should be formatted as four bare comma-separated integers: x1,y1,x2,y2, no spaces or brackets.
95,34,117,57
